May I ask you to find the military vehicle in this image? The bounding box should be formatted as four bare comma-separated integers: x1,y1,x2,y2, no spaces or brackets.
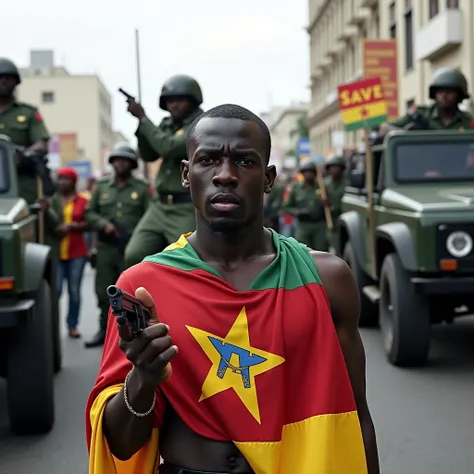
0,137,61,435
336,130,474,367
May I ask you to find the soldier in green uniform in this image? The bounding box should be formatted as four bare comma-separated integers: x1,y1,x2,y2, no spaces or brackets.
383,68,473,133
324,155,346,250
284,161,328,251
123,75,204,267
84,144,151,348
0,58,52,204
263,178,285,231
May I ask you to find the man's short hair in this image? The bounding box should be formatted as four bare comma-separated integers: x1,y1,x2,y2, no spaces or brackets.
186,104,272,163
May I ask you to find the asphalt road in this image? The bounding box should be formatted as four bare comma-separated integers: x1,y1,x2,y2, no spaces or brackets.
0,265,473,474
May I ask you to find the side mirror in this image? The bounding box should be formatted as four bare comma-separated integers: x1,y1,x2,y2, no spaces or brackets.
349,170,366,188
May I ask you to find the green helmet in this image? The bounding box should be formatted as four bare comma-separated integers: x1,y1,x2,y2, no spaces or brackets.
159,74,203,111
299,160,316,173
108,142,138,169
325,155,346,170
429,68,469,100
0,58,21,84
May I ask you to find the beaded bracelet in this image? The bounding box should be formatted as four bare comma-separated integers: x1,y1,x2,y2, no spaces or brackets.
123,370,156,417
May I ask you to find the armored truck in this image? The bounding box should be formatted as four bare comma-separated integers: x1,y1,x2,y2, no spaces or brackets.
0,138,61,435
337,130,474,367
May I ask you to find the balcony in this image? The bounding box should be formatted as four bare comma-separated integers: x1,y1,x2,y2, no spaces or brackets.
337,26,358,43
347,8,371,27
415,9,462,61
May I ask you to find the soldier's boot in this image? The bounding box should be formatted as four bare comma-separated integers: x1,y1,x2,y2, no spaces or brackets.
84,311,108,348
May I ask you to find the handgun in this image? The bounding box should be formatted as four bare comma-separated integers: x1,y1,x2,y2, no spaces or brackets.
118,87,136,102
107,285,150,337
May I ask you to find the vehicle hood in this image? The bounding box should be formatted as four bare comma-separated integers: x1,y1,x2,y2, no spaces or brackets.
0,198,30,225
380,186,474,212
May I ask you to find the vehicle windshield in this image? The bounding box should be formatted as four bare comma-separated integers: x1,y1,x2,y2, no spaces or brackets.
394,141,474,183
0,145,10,193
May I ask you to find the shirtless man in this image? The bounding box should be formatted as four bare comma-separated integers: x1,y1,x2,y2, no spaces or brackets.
86,104,379,474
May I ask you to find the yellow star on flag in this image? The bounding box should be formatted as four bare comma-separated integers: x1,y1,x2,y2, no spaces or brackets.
186,307,285,424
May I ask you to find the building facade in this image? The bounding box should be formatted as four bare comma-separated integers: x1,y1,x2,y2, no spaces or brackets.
261,102,309,172
16,50,125,172
307,0,474,153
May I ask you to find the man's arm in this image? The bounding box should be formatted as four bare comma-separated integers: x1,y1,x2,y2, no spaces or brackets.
27,108,50,156
136,118,187,161
85,186,109,231
314,252,380,474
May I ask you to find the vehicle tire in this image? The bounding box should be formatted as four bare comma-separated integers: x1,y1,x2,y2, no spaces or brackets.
6,279,55,435
379,253,431,367
343,242,378,327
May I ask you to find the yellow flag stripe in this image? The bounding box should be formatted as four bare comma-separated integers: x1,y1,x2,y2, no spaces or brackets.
235,410,368,474
341,100,388,125
89,385,160,474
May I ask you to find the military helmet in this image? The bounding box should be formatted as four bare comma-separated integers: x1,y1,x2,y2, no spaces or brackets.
429,67,469,100
159,74,203,110
108,142,138,169
325,155,346,170
299,160,316,173
0,58,21,85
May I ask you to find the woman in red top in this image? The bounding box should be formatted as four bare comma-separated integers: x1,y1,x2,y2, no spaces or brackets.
53,168,89,338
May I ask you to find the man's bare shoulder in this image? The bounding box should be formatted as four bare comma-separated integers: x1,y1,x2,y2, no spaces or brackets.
309,250,353,286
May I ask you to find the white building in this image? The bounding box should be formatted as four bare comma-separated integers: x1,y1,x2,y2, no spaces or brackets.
307,0,474,152
16,50,125,172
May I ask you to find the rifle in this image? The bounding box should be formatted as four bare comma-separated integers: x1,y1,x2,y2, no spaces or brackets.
107,285,150,337
118,87,136,102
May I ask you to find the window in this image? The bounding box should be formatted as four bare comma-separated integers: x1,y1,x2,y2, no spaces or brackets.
41,91,54,104
394,142,474,183
389,2,397,39
429,0,439,18
446,0,458,8
406,98,415,111
404,0,413,70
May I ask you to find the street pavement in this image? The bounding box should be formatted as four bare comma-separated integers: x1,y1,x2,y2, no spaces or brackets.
0,265,473,473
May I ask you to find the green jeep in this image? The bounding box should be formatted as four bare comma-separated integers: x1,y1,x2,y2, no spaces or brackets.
0,137,61,435
337,130,474,367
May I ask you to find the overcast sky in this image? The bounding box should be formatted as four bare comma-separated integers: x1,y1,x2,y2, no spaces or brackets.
3,0,310,143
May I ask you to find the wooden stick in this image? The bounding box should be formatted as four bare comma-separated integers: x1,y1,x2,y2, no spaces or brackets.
316,164,333,230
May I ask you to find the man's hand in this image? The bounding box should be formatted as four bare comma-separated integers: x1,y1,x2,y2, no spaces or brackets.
36,197,50,212
127,101,146,120
118,287,178,389
321,196,330,207
103,222,120,237
55,223,71,238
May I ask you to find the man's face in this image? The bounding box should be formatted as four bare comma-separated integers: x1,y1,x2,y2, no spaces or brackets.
435,88,459,109
182,117,276,233
327,165,343,179
57,176,75,194
302,170,316,183
164,96,192,121
0,75,16,98
112,158,133,177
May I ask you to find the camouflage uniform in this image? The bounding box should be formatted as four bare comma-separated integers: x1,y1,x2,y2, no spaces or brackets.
85,144,151,348
124,75,204,267
324,156,346,249
390,68,474,131
284,161,328,251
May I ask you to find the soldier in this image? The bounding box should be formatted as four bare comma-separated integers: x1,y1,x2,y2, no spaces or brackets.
84,144,152,348
124,75,204,267
263,177,285,232
0,58,53,204
382,68,474,133
324,155,346,249
284,161,328,251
